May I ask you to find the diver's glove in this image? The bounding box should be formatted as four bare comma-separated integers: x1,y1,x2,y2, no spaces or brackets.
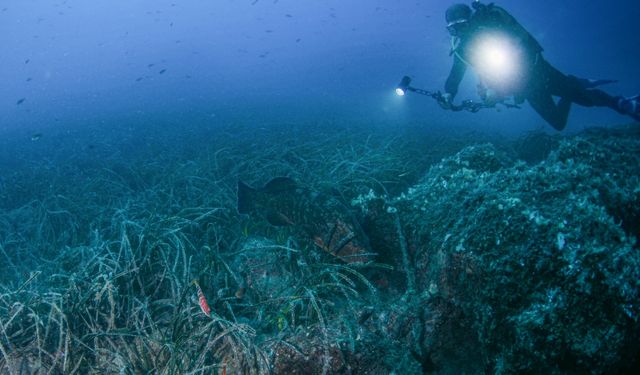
438,92,453,110
479,88,502,107
477,84,511,108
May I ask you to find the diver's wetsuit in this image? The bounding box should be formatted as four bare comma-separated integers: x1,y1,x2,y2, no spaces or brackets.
445,3,621,130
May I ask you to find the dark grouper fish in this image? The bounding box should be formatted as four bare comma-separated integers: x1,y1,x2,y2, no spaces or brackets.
237,177,373,263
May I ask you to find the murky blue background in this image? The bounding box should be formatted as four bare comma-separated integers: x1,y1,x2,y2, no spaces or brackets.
2,0,639,136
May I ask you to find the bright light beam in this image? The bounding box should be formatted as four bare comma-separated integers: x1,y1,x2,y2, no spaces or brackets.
470,33,522,90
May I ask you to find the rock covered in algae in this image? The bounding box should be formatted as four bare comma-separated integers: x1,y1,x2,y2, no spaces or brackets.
384,133,640,374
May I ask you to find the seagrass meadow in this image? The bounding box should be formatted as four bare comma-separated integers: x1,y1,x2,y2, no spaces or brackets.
1,120,640,374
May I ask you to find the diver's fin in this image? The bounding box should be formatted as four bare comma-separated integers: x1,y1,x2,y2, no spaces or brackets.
265,210,295,226
237,181,257,214
261,177,297,194
576,77,617,89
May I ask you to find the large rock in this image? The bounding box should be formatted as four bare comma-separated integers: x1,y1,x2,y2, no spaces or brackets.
381,135,640,373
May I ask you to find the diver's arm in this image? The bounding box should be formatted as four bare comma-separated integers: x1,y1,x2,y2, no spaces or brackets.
445,55,467,99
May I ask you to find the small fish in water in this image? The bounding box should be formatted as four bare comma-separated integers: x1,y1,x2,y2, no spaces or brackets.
192,280,211,317
159,69,166,74
16,98,26,105
135,77,143,82
237,177,373,263
31,133,42,141
147,63,155,68
25,59,30,64
295,38,301,43
26,77,32,82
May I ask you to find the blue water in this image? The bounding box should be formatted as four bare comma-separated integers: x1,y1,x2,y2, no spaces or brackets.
2,0,639,136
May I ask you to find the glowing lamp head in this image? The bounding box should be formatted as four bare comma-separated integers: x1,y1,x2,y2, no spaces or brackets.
396,76,412,96
470,33,523,90
485,45,510,71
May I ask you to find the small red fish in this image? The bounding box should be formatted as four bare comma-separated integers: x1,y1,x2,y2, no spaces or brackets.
193,280,211,317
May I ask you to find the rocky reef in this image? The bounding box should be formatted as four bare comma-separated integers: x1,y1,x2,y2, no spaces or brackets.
351,128,640,374
1,123,639,374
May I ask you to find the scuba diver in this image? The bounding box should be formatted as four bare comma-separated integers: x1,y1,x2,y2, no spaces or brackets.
440,1,640,130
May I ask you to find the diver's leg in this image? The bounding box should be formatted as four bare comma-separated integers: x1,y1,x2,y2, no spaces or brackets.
545,66,620,109
565,86,620,110
527,90,569,131
554,71,638,120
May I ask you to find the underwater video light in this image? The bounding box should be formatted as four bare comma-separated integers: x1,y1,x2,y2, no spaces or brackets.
394,69,522,112
396,76,412,96
470,33,522,88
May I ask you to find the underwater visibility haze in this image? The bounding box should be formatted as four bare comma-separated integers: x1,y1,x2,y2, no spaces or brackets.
1,0,640,374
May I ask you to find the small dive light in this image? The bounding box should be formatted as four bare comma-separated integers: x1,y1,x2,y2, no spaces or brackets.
396,76,412,96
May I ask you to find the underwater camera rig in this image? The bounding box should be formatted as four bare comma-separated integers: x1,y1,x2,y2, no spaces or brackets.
395,75,521,113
